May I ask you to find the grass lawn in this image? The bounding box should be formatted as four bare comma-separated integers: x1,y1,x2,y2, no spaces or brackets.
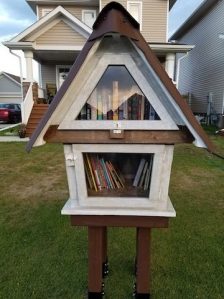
0,133,223,299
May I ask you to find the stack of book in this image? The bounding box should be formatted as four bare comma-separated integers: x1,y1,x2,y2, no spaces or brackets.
84,154,125,192
133,157,153,191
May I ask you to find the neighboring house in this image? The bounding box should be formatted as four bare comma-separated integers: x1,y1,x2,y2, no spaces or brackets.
171,0,224,123
0,72,22,105
4,0,193,133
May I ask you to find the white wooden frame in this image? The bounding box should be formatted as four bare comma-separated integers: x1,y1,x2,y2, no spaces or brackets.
56,65,72,90
82,10,97,28
64,144,174,209
127,1,143,31
59,54,178,131
42,8,53,17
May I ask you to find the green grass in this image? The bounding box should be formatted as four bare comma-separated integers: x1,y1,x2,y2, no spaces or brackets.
0,124,20,136
0,138,223,299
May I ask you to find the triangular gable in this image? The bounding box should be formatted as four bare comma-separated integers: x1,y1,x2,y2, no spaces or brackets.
26,2,213,152
9,6,91,43
59,48,178,131
0,72,21,87
36,20,87,45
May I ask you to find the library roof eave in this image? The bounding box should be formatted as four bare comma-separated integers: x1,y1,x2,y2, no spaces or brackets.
26,1,214,153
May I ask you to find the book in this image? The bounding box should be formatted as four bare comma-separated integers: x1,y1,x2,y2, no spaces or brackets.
139,161,148,188
123,98,128,120
140,96,145,120
85,154,98,191
97,95,103,120
84,156,93,189
133,158,146,187
112,81,119,120
101,158,113,189
109,161,125,188
144,166,150,191
86,103,91,120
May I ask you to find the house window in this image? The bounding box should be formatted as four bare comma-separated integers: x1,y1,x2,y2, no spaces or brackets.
42,8,53,17
127,1,142,30
82,10,96,28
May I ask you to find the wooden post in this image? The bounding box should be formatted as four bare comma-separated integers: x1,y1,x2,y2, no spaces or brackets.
102,227,109,277
135,228,151,299
88,227,104,299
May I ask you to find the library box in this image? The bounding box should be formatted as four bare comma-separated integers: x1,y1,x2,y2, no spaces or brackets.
27,3,212,218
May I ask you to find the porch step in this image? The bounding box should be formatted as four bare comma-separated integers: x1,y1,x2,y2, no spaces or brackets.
26,104,49,137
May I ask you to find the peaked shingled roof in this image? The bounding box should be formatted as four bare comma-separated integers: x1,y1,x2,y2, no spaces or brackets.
27,1,213,152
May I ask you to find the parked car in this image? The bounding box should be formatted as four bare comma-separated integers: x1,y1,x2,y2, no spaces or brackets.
0,103,21,123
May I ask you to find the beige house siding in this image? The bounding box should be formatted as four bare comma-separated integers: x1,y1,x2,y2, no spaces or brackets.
101,0,126,9
38,5,98,21
41,64,56,91
36,20,87,45
101,0,167,42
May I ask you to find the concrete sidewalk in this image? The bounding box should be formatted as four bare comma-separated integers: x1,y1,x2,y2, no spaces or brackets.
0,136,29,142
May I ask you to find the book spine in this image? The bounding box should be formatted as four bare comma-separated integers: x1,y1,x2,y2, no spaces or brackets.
86,154,98,191
144,167,150,191
144,99,149,120
97,95,103,120
86,103,91,120
132,95,138,120
123,97,128,120
128,97,132,120
109,161,125,188
137,95,142,120
105,162,116,189
139,161,148,188
83,155,93,189
112,81,119,120
140,96,145,120
133,158,146,187
101,158,113,189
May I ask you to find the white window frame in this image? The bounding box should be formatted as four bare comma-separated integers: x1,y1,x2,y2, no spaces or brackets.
82,9,97,28
127,1,143,31
61,143,175,218
56,65,72,90
42,8,53,17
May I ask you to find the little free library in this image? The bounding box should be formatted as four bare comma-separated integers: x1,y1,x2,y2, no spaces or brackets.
27,2,212,298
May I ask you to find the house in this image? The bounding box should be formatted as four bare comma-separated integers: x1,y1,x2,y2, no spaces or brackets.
0,72,22,104
170,0,224,126
4,0,193,135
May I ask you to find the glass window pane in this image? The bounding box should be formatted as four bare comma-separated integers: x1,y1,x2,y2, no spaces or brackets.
76,65,160,120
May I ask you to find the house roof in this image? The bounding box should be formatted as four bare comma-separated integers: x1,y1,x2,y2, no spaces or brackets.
26,0,99,13
170,0,219,40
26,1,213,152
5,5,91,45
0,72,21,85
26,0,176,13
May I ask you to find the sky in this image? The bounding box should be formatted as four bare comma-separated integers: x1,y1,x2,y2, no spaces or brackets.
0,0,205,79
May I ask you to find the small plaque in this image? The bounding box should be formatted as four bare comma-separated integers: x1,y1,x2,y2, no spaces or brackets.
109,129,125,139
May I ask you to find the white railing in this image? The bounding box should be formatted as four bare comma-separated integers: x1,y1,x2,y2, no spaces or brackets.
21,83,33,124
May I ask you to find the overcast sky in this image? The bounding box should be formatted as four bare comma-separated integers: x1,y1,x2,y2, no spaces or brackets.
0,0,205,78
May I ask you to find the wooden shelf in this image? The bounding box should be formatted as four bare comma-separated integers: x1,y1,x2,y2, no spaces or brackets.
88,185,149,198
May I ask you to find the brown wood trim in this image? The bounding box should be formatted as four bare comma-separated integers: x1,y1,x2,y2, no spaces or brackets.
44,126,194,144
71,215,169,228
136,228,151,294
88,227,104,292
